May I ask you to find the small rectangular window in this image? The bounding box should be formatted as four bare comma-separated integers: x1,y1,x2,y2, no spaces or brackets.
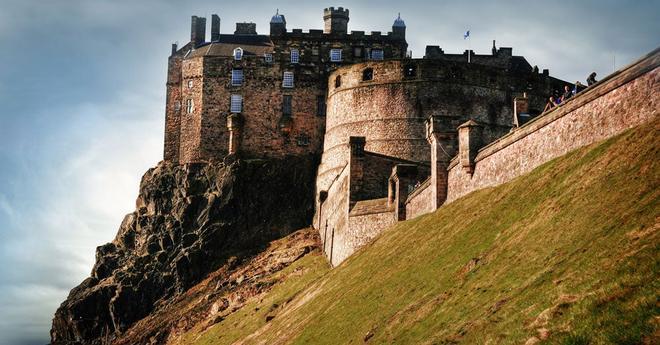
316,95,326,116
353,47,363,59
264,53,273,63
231,69,243,86
283,95,292,116
290,49,299,64
230,94,242,113
330,49,342,62
312,47,319,56
371,49,384,60
282,71,294,88
186,99,194,114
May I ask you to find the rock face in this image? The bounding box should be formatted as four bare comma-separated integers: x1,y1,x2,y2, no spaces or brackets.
51,156,318,344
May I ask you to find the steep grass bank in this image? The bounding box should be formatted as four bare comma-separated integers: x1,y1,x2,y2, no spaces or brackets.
187,120,659,344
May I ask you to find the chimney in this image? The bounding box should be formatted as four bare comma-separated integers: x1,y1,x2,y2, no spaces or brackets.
171,43,178,55
323,7,349,35
190,16,206,47
235,22,257,35
211,14,220,41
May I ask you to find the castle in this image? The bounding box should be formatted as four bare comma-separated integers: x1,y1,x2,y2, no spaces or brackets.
163,7,659,266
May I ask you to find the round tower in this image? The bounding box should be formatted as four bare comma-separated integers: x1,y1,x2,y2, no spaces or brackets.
323,7,349,35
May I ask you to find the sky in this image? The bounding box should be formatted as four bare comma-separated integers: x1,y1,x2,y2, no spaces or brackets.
0,0,657,344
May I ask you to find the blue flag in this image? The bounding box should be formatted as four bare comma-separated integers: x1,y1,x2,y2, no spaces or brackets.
464,30,470,39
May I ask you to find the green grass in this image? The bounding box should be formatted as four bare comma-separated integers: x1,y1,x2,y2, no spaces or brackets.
186,121,659,344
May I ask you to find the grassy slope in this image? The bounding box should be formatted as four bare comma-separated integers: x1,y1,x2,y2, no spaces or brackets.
186,121,659,345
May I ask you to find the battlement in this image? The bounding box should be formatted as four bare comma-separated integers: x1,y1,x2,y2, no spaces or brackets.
323,7,350,18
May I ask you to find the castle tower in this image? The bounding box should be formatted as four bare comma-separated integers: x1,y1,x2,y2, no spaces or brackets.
270,9,286,36
323,7,349,35
392,13,406,40
190,15,206,47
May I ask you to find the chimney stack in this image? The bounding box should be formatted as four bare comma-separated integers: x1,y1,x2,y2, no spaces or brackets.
190,16,206,47
211,14,220,41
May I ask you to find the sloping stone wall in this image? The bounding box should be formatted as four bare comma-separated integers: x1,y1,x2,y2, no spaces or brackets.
447,50,659,203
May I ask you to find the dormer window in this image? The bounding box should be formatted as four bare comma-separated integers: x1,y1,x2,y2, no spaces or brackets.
231,69,243,86
233,47,243,60
264,53,273,63
290,49,299,64
283,71,294,88
371,49,384,60
330,49,342,62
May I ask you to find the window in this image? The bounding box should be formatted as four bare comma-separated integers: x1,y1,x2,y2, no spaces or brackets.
175,101,181,111
330,49,342,62
296,133,310,146
316,95,326,116
312,47,319,56
231,69,243,86
353,46,363,59
230,94,242,113
371,49,384,60
290,49,299,64
187,80,193,88
282,71,294,88
264,53,273,63
282,95,292,116
233,47,243,60
404,64,417,78
186,99,194,114
362,68,373,81
334,75,342,88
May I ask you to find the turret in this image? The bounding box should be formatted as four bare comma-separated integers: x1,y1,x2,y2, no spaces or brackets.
190,15,206,47
392,13,406,40
270,9,286,36
323,7,349,35
211,14,220,41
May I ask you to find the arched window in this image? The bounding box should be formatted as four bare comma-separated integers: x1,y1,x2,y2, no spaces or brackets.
362,68,373,81
233,47,243,60
335,75,342,88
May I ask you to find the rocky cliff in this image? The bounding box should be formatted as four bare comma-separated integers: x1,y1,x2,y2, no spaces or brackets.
50,155,318,345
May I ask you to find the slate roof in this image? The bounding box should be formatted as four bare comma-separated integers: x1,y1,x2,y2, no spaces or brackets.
187,35,274,58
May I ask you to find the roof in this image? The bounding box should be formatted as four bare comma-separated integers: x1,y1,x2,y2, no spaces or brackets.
393,13,406,27
187,35,274,58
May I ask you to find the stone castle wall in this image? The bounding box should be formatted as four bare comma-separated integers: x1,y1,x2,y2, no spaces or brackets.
318,163,350,264
405,178,433,219
446,50,659,203
179,57,205,163
315,57,568,266
317,59,566,191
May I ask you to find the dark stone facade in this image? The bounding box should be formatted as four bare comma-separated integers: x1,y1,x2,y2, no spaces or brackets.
164,7,408,163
